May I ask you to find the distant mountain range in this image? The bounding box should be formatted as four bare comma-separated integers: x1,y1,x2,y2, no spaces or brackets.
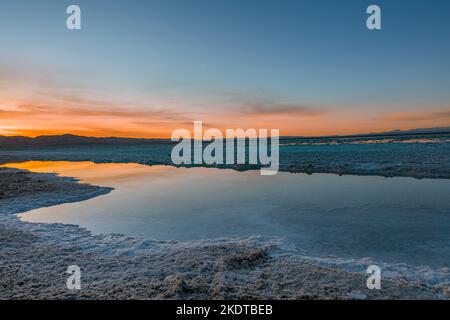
368,127,450,136
0,134,170,148
282,127,450,140
1,127,450,147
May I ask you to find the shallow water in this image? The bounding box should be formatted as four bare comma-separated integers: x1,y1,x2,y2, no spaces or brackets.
5,161,450,268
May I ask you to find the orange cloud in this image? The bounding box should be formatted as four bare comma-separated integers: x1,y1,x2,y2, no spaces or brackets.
0,90,333,138
2,89,450,138
0,97,195,138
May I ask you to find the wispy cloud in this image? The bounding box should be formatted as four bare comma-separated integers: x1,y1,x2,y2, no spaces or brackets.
238,102,326,116
0,94,195,137
13,102,189,121
381,109,450,122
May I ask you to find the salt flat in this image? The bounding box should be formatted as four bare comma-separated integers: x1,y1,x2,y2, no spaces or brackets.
0,166,448,299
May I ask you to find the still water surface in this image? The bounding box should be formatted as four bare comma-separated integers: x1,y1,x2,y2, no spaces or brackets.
5,161,450,268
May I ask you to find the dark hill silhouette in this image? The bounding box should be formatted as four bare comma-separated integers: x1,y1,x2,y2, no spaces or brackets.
0,134,170,147
1,127,450,148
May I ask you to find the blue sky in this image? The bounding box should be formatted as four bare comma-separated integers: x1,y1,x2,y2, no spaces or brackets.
1,0,450,137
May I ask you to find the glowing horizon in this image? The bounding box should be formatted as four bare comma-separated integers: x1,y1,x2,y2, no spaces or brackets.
1,101,450,138
1,96,450,138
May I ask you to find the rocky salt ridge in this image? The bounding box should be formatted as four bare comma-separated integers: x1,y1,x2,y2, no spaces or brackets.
0,167,449,299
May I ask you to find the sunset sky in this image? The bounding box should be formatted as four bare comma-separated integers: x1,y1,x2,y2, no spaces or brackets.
1,0,450,138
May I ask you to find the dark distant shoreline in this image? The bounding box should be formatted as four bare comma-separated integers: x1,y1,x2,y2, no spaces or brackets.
282,129,450,140
1,128,450,148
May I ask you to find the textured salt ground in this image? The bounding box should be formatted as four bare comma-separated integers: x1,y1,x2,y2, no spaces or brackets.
0,168,448,299
2,139,450,179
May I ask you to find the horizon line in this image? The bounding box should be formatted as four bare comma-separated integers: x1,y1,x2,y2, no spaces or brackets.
2,128,450,141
